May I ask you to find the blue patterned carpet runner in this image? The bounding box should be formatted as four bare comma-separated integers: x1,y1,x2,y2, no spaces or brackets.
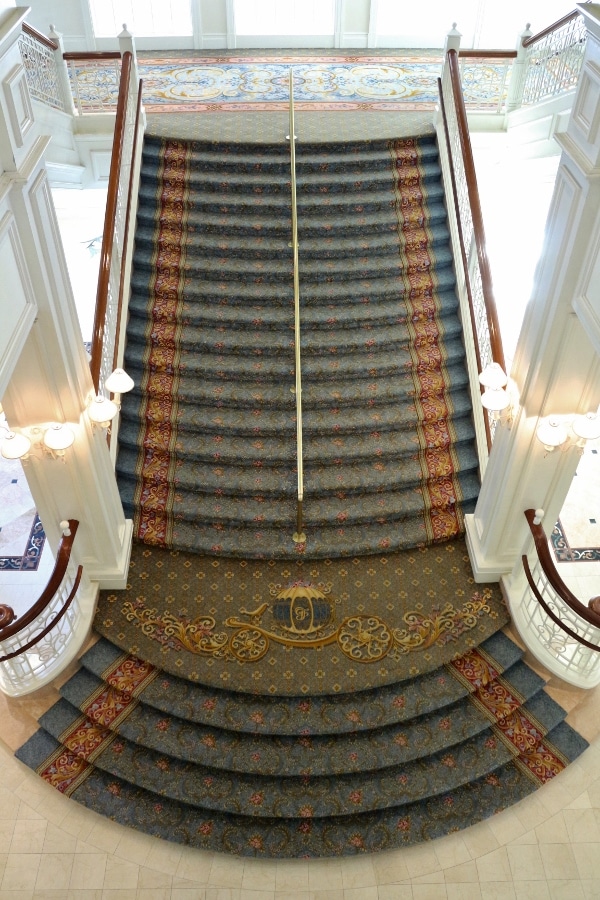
116,133,479,558
16,630,588,856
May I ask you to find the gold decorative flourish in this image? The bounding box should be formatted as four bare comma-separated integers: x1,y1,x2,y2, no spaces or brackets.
338,616,393,661
121,591,493,663
391,592,492,654
122,601,230,657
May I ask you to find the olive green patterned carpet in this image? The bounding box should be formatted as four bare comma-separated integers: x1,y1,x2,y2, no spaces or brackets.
94,537,508,692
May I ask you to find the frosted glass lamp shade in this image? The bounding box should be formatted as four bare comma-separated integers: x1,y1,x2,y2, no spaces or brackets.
43,423,75,452
572,412,600,442
481,387,511,412
88,395,118,427
1,430,31,460
479,363,508,390
536,417,568,450
105,368,134,394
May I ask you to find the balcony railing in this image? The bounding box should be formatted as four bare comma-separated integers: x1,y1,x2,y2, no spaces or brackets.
514,509,600,688
521,10,587,107
63,51,122,114
437,50,506,452
0,520,85,696
458,50,517,114
18,23,65,111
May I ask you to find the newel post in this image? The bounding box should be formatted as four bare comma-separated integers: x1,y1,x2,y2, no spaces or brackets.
506,23,533,113
48,24,76,116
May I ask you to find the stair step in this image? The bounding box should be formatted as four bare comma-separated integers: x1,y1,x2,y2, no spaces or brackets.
61,661,548,776
120,385,472,436
37,698,530,818
136,201,451,239
123,358,469,410
134,221,451,262
15,716,589,856
75,631,524,734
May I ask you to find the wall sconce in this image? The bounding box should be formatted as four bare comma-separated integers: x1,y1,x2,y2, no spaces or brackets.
1,429,32,460
41,423,75,459
571,411,600,448
104,367,134,403
87,368,133,432
479,362,513,426
536,417,569,453
87,395,118,431
1,423,75,462
536,411,600,455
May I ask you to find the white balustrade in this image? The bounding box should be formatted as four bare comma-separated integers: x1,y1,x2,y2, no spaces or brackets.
521,13,587,106
0,560,84,696
18,28,64,111
513,552,600,687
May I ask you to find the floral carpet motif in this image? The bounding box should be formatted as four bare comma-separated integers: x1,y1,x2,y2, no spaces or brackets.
551,518,600,563
0,512,45,571
70,55,513,113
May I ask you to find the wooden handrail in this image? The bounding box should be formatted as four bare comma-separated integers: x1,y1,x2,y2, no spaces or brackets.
522,9,580,48
437,77,492,451
90,50,133,392
63,51,122,60
22,22,58,51
446,49,506,376
0,565,83,662
114,77,144,377
0,520,80,641
524,508,600,629
458,50,517,59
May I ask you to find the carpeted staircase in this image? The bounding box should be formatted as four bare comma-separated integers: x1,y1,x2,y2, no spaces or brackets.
14,130,589,857
16,629,588,856
116,133,479,558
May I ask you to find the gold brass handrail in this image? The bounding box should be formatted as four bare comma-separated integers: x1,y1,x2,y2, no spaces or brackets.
289,68,305,544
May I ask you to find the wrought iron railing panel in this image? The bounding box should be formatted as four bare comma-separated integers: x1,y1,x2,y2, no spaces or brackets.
66,57,121,114
0,561,82,694
522,554,600,680
18,30,64,111
522,14,587,106
459,57,513,114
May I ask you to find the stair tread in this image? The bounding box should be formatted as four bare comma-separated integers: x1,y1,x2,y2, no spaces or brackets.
16,718,588,855
76,631,524,733
38,698,527,817
58,657,550,777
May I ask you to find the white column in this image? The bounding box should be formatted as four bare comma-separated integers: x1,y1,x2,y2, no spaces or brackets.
0,7,132,590
466,3,600,582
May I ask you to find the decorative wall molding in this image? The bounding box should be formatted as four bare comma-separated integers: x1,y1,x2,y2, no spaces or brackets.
2,63,34,149
0,208,38,398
